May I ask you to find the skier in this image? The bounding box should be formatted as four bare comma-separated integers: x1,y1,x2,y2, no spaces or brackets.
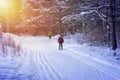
48,31,52,39
58,35,64,50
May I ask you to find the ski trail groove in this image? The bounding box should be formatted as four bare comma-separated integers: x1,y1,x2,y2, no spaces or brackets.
66,49,120,80
38,52,63,80
37,52,54,80
41,53,63,80
30,50,42,80
33,51,49,80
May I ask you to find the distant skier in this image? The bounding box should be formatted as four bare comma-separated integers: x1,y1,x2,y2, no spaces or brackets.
48,31,52,39
58,35,64,50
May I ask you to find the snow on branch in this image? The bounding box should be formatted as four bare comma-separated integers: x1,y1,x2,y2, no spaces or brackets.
81,10,107,21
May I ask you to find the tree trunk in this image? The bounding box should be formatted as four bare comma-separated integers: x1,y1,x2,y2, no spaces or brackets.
109,0,117,50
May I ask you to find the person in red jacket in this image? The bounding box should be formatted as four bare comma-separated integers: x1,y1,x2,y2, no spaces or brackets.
58,35,64,50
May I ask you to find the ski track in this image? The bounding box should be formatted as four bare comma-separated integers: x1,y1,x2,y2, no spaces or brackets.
66,49,120,80
36,51,63,80
24,40,63,80
2,36,119,80
33,51,47,80
25,39,63,80
37,52,52,80
41,52,64,80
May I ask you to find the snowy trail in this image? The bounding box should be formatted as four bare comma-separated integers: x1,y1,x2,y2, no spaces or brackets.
66,49,120,80
19,36,120,80
38,52,62,80
1,36,120,80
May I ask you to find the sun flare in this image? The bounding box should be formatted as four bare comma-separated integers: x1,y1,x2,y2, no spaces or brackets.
0,0,9,9
0,0,22,22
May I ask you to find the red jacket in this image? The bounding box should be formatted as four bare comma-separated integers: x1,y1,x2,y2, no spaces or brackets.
58,37,64,43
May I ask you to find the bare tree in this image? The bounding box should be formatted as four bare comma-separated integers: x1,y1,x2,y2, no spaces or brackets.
109,0,117,55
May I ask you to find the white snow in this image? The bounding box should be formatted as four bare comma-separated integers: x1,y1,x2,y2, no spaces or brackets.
0,33,120,80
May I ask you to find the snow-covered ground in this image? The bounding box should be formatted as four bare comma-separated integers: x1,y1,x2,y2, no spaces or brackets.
0,33,120,80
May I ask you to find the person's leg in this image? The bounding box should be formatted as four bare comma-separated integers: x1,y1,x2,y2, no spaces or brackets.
59,43,60,50
59,43,63,50
59,43,62,50
61,43,63,50
49,35,51,39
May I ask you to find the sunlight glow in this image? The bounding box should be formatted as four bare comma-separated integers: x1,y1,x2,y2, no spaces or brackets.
0,0,9,10
0,0,22,23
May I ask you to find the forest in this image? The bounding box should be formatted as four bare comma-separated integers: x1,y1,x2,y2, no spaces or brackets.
0,0,120,49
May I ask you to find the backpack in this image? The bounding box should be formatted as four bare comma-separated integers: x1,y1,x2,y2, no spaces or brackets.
58,37,63,43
